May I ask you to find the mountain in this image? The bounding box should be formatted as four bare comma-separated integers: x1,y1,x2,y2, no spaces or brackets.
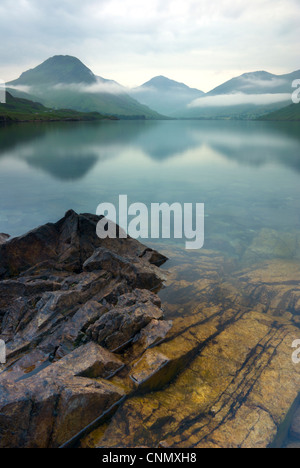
131,76,204,116
9,55,97,87
258,102,300,121
206,70,300,96
179,69,300,119
0,91,112,123
7,56,163,119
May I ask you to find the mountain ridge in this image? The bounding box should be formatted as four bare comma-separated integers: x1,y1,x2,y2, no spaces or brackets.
7,55,164,119
131,75,204,116
6,56,300,119
139,75,204,93
207,69,300,96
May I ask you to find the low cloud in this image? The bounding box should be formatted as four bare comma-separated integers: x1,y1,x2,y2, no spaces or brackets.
53,79,126,95
188,92,291,108
239,77,287,90
6,84,32,94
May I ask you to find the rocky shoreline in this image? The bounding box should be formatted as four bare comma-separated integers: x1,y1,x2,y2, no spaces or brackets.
1,212,300,449
0,211,171,448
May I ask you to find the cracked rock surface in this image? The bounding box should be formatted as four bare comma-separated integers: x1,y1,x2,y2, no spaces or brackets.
0,211,169,448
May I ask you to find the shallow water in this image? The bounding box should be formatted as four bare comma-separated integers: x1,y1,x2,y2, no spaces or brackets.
1,119,300,447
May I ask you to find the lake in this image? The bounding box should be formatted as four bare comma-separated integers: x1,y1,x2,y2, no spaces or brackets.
1,120,300,244
1,119,300,447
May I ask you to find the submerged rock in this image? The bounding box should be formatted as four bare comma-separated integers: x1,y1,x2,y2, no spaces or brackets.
290,406,300,441
0,211,168,448
243,228,300,264
86,251,300,449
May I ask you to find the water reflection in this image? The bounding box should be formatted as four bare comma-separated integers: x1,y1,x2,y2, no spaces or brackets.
0,121,149,180
0,120,300,240
0,121,300,181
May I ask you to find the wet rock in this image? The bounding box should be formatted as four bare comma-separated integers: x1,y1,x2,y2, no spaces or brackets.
0,211,169,448
83,247,166,292
88,290,164,352
237,259,300,323
0,372,125,448
139,248,168,267
54,300,107,355
130,350,173,392
285,442,300,448
38,342,124,380
90,252,300,449
0,338,132,448
290,407,300,441
0,296,28,341
83,247,132,274
132,319,173,352
0,210,167,279
117,289,162,309
0,348,48,382
243,229,297,264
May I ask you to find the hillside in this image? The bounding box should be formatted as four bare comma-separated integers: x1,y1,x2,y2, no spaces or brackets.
6,59,299,120
206,70,300,96
131,76,204,116
259,102,300,121
178,70,299,119
0,92,113,123
7,56,163,119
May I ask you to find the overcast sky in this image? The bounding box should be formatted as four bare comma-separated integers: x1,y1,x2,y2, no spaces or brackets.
0,0,299,92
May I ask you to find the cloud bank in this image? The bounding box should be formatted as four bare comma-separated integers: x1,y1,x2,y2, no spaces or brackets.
53,80,126,95
189,93,291,108
0,0,299,90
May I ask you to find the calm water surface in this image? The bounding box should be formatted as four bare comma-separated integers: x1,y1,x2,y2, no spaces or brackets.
1,119,300,446
0,120,300,244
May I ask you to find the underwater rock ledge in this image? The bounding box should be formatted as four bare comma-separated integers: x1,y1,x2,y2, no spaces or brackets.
0,210,170,448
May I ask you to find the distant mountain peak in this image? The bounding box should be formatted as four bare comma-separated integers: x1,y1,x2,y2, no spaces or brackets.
131,76,204,116
9,55,97,87
207,69,300,97
141,75,202,92
43,55,82,64
145,75,179,85
240,70,273,78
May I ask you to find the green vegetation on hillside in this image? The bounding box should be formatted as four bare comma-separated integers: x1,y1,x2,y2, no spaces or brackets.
0,92,114,123
259,103,300,121
7,55,164,119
